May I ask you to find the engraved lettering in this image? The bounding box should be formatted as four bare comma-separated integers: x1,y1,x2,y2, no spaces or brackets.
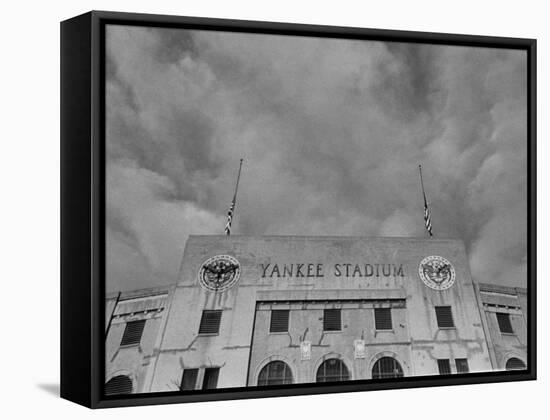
316,264,324,277
394,264,404,277
365,264,373,277
260,264,271,278
282,264,293,277
270,264,281,278
344,263,352,277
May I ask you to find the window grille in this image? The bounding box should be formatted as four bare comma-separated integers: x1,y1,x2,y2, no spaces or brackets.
496,312,514,334
455,358,469,373
105,375,133,395
323,309,341,331
316,358,350,382
374,308,392,330
505,358,526,371
258,361,293,386
198,310,222,334
270,310,290,333
180,369,199,391
120,320,146,346
202,367,220,389
372,357,404,379
437,359,451,375
435,306,455,328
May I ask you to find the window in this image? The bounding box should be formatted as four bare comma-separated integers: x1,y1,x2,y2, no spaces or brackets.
506,358,526,371
437,359,451,375
435,306,455,328
323,309,341,331
496,312,514,334
455,358,469,374
198,310,222,334
180,368,199,391
105,375,133,395
374,308,392,330
120,320,146,346
372,357,404,379
202,367,220,389
270,310,290,333
316,358,350,382
258,361,293,386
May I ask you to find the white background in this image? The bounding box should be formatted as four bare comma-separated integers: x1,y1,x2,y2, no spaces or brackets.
0,0,547,418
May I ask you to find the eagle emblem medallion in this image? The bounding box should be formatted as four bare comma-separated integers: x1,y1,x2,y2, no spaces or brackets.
418,255,456,291
198,255,241,292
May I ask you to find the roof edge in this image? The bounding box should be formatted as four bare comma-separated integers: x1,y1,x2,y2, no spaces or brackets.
186,234,464,242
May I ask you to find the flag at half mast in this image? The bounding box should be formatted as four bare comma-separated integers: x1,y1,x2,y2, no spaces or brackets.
419,165,433,237
225,159,244,235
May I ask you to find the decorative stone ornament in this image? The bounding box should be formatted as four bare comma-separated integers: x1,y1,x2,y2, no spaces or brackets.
198,255,241,292
419,256,456,291
300,341,311,361
354,339,366,359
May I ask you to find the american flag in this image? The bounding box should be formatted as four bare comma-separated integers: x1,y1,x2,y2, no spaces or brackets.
224,201,235,235
224,159,244,236
419,165,433,237
423,199,433,237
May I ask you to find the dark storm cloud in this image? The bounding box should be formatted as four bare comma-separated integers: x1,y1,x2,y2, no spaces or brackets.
105,25,527,292
376,43,439,119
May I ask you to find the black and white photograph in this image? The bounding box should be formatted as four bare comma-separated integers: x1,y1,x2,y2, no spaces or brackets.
103,22,531,396
2,0,548,416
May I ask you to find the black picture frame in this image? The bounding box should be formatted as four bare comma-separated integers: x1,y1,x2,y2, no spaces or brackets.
61,10,536,409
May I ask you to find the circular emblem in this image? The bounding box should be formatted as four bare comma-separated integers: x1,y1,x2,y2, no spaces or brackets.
418,256,456,290
198,255,241,292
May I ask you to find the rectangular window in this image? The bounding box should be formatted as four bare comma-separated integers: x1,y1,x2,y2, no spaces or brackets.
323,308,341,331
202,367,220,390
374,308,393,330
270,310,290,333
198,310,222,335
437,359,451,375
435,306,455,328
496,312,514,334
180,369,198,391
120,319,146,346
455,358,469,374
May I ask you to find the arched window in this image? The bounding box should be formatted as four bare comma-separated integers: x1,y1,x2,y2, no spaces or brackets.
258,361,293,386
506,358,526,371
372,357,404,379
105,375,133,395
316,358,350,382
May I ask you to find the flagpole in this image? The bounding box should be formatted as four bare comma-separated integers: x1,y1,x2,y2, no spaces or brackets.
419,165,427,202
105,291,121,340
225,159,244,235
232,158,244,204
419,165,433,237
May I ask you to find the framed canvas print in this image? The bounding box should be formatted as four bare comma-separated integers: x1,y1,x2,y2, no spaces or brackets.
60,11,536,408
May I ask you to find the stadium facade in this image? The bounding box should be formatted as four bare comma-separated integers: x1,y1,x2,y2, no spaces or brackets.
104,235,527,395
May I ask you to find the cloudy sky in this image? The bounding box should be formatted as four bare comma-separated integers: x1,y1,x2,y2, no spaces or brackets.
105,25,527,293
